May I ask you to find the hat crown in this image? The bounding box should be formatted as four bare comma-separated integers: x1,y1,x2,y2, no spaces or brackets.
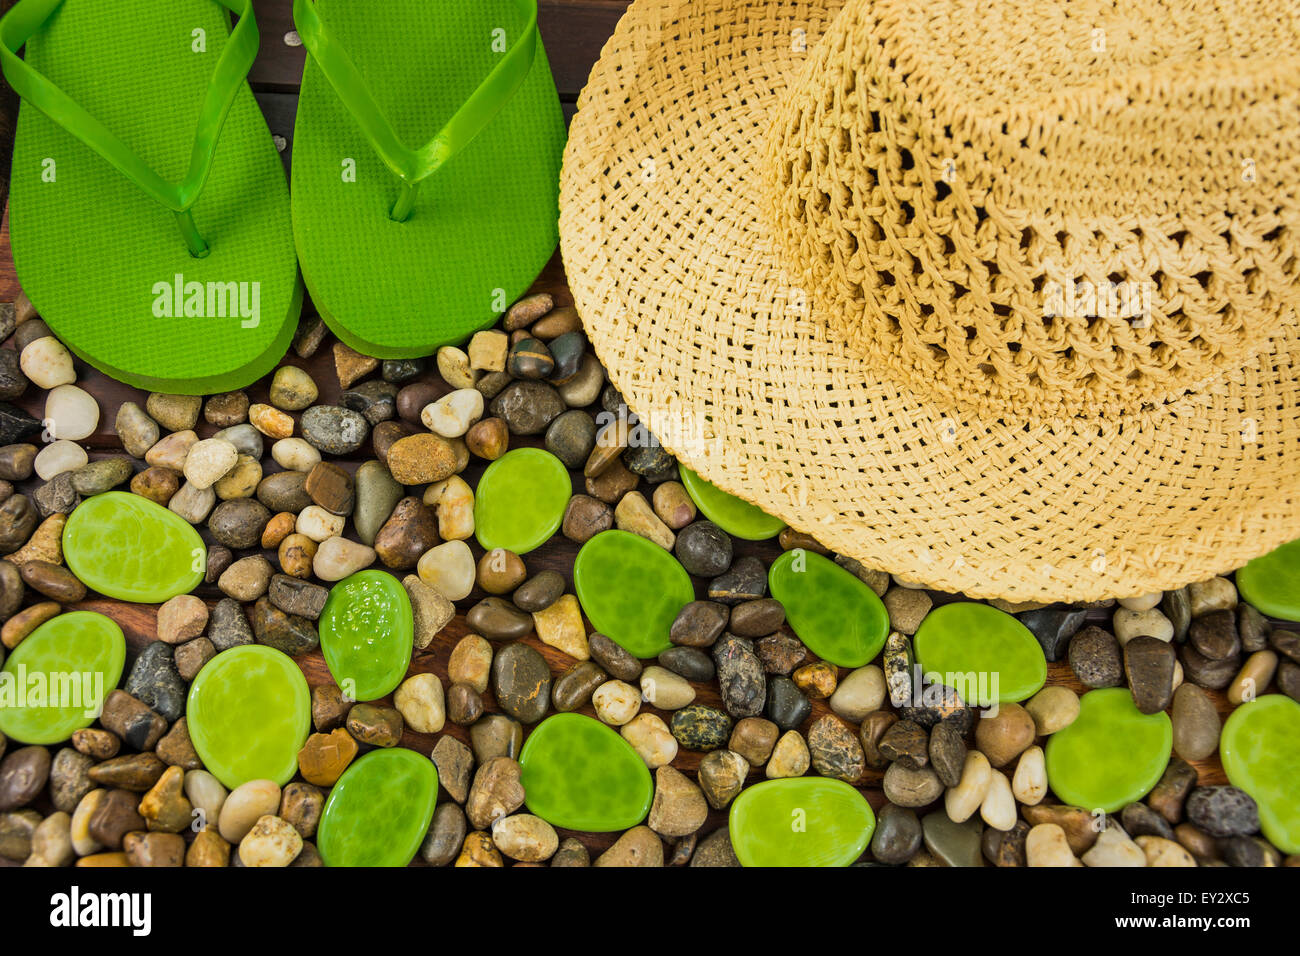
766,0,1300,418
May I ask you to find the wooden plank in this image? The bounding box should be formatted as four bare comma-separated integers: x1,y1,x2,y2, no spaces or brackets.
248,0,629,98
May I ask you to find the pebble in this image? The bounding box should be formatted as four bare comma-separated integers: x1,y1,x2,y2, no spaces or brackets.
374,497,436,569
300,405,369,455
268,575,328,620
793,660,838,699
1121,801,1175,840
331,342,378,388
544,409,596,469
258,470,311,513
1125,635,1177,713
72,729,120,761
588,632,642,682
1,601,58,649
386,433,458,485
729,598,786,638
883,762,944,807
219,554,273,601
492,813,558,862
393,673,445,734
1189,576,1237,616
465,416,509,460
1024,685,1080,735
592,679,641,726
0,351,24,402
1026,823,1081,867
551,660,607,712
114,402,160,458
341,380,399,424
1136,834,1197,867
466,597,532,641
137,766,192,833
647,766,708,837
620,713,678,768
1012,745,1047,805
252,597,319,656
670,704,732,751
1017,607,1089,662
167,480,215,524
238,814,303,867
1148,758,1198,824
0,404,41,447
146,393,202,431
1169,683,1220,761
1179,642,1239,690
33,440,86,481
1113,607,1175,645
489,380,565,435
675,520,732,576
512,569,563,610
1227,649,1277,705
756,633,808,675
532,594,589,660
922,810,985,866
670,600,729,648
659,646,714,682
708,555,768,604
807,715,866,783
123,831,185,867
204,390,250,427
548,330,586,381
974,703,1036,767
466,756,526,830
614,490,674,550
124,642,186,721
0,443,35,482
312,536,376,582
1186,785,1259,837
469,330,510,372
20,560,85,603
883,587,932,635
416,539,475,602
879,719,929,769
713,634,765,716
45,384,99,440
425,474,474,541
346,703,404,748
209,498,272,549
639,665,696,710
928,718,966,787
297,729,358,786
872,803,923,864
624,440,676,482
430,736,474,803
980,769,1017,831
828,665,886,722
765,675,811,729
1068,625,1124,688
593,826,662,867
584,457,638,503
1189,609,1241,661
491,643,552,724
421,802,467,865
422,389,484,438
765,730,810,778
208,598,254,651
20,336,76,389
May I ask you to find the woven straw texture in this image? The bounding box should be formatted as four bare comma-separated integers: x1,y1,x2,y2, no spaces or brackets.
559,0,1300,603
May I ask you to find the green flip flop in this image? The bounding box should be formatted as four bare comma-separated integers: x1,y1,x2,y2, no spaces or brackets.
0,0,301,394
291,0,565,358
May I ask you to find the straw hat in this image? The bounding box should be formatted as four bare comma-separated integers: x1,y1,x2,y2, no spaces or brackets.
559,0,1300,602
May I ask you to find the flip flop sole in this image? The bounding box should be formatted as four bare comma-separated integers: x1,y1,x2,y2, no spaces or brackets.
292,0,565,359
8,0,300,394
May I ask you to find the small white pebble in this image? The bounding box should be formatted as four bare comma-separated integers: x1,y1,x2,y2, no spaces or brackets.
33,440,87,480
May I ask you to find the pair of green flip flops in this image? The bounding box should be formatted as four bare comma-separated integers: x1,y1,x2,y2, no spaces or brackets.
0,0,564,393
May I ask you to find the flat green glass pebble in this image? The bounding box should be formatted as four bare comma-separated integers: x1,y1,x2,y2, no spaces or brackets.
518,713,652,831
62,491,204,603
913,602,1047,703
729,778,876,866
574,530,693,657
0,611,125,745
767,550,888,667
1236,539,1300,621
475,448,572,555
318,748,438,867
319,570,413,702
187,645,311,789
1045,688,1172,814
678,464,785,540
1221,695,1300,854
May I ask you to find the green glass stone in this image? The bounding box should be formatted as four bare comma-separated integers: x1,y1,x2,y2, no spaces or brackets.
474,448,572,555
729,778,876,866
767,550,888,667
518,713,653,831
318,748,438,867
1221,694,1300,854
187,645,311,789
913,602,1047,704
678,464,785,540
62,491,205,603
1045,688,1172,814
318,570,413,702
1236,539,1300,621
573,530,693,658
0,611,125,745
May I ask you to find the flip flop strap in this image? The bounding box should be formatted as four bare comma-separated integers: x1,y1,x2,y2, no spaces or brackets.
292,0,539,221
0,0,259,257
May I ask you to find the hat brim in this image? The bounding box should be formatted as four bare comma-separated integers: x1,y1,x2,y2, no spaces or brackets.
559,0,1300,602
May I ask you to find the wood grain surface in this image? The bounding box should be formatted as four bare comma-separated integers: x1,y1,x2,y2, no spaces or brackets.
0,0,1271,864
